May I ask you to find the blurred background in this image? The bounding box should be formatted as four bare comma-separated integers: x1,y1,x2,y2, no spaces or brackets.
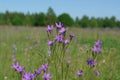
0,0,120,28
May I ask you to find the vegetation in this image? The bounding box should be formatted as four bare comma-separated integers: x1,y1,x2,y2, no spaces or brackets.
0,25,120,80
0,7,120,27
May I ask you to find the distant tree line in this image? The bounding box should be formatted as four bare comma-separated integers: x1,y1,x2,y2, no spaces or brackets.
0,7,120,28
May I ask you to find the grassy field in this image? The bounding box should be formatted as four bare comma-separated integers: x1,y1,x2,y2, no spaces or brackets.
0,26,120,80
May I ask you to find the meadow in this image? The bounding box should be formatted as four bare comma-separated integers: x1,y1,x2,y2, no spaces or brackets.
0,25,120,80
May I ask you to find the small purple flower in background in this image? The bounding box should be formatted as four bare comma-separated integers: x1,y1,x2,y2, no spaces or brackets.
35,68,42,75
47,25,53,32
12,62,25,73
94,70,100,76
55,35,64,43
69,34,75,38
22,72,35,80
92,40,102,53
95,40,101,47
87,59,97,67
69,34,75,40
42,72,52,80
56,22,63,29
48,41,54,46
12,54,16,64
42,63,49,73
64,39,70,45
77,70,83,77
59,27,66,34
12,44,17,51
92,46,101,53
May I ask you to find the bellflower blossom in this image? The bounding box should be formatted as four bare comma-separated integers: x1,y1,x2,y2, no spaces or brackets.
12,62,25,73
56,22,63,30
92,40,102,53
59,27,66,34
95,40,101,47
87,58,97,67
48,41,54,46
55,35,64,43
22,72,35,80
92,46,101,53
69,34,75,41
94,70,100,76
47,25,53,32
77,70,83,77
42,63,49,73
64,39,70,45
42,72,52,80
35,68,42,75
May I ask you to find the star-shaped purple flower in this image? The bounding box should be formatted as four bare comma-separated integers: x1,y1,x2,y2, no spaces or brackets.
94,70,100,76
64,39,70,44
42,72,52,80
59,27,66,34
22,72,35,80
42,63,49,73
56,22,63,30
48,40,54,46
12,62,25,73
55,35,64,43
87,59,97,67
47,25,53,32
77,70,83,77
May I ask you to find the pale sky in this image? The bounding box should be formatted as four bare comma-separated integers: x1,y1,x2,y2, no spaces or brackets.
0,0,120,20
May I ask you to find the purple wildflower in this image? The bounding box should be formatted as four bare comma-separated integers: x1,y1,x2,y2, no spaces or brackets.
95,40,101,47
56,22,63,29
69,34,75,38
22,72,35,80
92,46,101,53
42,72,52,80
92,40,102,53
48,41,54,46
59,27,66,34
77,70,83,77
42,63,49,73
69,34,75,40
36,68,42,75
55,35,64,43
12,62,25,73
87,59,97,67
47,25,53,32
64,39,70,44
94,70,100,76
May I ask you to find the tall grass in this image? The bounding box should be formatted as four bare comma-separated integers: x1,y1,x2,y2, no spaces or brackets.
0,26,120,80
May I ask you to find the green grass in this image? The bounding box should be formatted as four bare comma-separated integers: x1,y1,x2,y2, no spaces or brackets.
0,26,120,80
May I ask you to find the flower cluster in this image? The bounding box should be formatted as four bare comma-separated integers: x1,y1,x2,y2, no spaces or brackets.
47,22,75,47
12,61,51,80
77,40,102,78
46,22,75,80
11,22,104,79
87,40,102,76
